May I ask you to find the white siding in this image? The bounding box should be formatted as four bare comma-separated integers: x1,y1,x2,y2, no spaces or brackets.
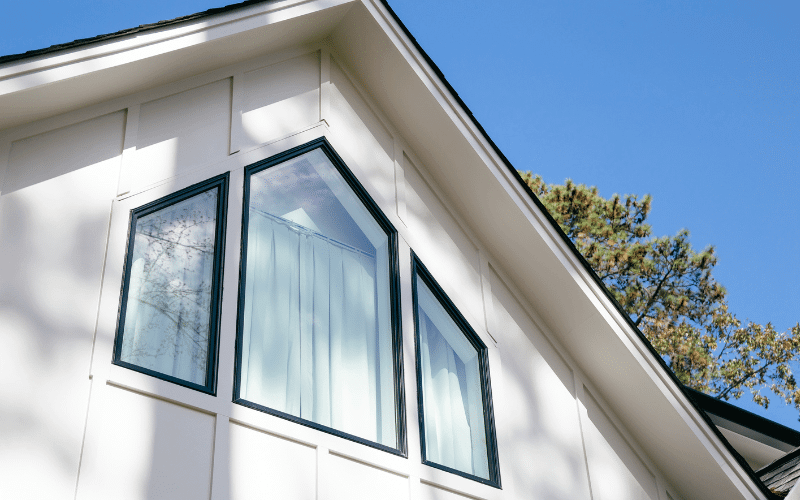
0,43,674,500
132,78,232,192
77,385,215,500
0,111,124,500
329,57,395,209
489,267,592,500
419,482,477,500
327,454,408,500
401,153,484,329
240,52,320,150
228,422,317,500
582,388,659,500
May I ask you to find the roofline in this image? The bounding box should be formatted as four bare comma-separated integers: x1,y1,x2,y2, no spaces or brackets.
0,0,274,65
374,1,778,497
758,446,800,477
686,387,800,448
0,0,780,497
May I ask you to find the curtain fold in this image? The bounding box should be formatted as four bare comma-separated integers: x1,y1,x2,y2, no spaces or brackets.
417,281,490,479
420,314,472,472
240,211,386,443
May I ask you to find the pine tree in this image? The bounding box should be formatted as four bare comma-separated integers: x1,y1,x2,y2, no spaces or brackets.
521,172,800,410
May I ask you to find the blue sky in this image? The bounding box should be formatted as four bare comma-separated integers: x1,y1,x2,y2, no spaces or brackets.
2,1,798,427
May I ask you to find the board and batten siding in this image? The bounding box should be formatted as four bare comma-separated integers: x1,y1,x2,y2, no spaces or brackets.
0,46,677,500
0,110,126,499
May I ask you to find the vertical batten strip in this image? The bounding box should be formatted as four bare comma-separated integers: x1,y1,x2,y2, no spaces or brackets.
0,139,10,197
215,167,244,405
73,380,112,499
320,46,331,126
229,73,244,155
117,105,140,196
316,446,330,500
398,237,423,465
574,376,597,500
393,140,407,226
479,254,497,345
408,476,422,500
210,415,232,500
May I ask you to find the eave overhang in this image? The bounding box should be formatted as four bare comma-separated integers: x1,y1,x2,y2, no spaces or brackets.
0,0,355,130
687,387,800,470
0,1,776,498
329,3,776,498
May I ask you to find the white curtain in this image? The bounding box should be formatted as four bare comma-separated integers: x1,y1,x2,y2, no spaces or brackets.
240,211,394,445
120,192,216,386
417,281,489,479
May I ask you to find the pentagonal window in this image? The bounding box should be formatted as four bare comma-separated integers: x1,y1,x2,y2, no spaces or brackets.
234,140,403,453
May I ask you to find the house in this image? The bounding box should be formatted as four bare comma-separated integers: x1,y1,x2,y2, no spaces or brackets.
0,1,789,498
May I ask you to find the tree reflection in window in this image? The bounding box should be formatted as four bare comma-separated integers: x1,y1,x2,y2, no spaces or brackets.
115,176,226,392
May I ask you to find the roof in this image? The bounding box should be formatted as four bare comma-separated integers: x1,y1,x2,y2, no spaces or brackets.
687,387,800,450
0,0,270,65
0,2,784,498
759,447,800,497
378,6,782,495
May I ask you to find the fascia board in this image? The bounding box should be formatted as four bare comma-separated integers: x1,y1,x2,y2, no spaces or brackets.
0,0,354,97
359,1,771,498
0,0,355,130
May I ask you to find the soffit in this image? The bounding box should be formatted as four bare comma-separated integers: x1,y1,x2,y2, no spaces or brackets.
718,427,788,471
0,0,355,131
329,3,770,499
690,387,800,453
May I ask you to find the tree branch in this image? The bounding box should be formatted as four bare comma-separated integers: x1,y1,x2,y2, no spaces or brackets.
633,262,674,327
717,363,771,400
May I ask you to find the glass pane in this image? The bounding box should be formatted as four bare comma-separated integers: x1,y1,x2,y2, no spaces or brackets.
119,188,219,386
416,276,490,479
239,149,396,448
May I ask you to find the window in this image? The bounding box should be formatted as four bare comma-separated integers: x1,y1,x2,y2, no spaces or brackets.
412,254,500,486
234,139,404,454
113,174,228,394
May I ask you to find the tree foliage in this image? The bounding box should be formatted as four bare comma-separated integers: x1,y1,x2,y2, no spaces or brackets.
520,172,800,410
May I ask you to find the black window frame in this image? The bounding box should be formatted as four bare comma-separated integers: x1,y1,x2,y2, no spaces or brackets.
112,172,230,395
232,137,407,457
411,253,501,488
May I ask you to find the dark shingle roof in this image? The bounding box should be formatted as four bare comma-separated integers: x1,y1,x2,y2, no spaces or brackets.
685,387,800,448
0,0,271,65
759,447,800,496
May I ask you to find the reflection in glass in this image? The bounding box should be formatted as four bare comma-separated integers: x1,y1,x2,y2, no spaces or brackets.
238,149,396,448
416,276,490,479
120,188,218,386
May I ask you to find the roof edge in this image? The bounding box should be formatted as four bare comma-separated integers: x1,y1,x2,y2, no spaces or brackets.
0,0,273,66
758,446,800,477
374,1,777,497
686,387,800,448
